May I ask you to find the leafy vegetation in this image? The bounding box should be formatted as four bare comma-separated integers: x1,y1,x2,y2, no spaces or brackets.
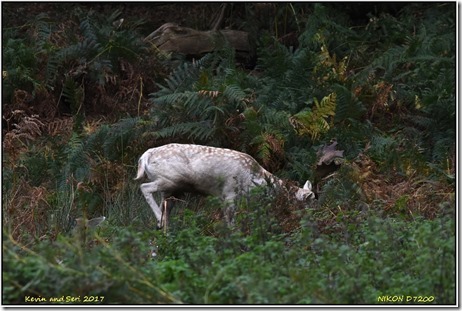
2,3,455,305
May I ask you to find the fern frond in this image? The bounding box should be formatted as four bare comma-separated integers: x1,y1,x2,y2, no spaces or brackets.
152,121,214,142
223,84,246,105
198,90,220,99
62,77,84,113
334,84,365,123
251,132,286,170
33,13,53,53
366,133,399,167
290,93,336,140
79,17,98,44
100,117,141,159
154,91,198,107
356,46,406,83
60,132,91,186
157,64,199,95
45,118,74,137
153,53,214,97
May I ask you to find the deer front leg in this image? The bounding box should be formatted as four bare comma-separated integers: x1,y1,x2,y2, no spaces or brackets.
224,203,237,226
140,181,163,228
222,193,238,226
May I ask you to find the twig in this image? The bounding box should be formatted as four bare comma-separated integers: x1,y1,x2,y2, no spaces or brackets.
212,4,227,31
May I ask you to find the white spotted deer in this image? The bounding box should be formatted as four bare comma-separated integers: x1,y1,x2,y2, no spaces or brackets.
134,143,315,228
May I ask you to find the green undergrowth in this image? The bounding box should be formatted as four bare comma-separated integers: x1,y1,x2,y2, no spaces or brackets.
3,197,455,304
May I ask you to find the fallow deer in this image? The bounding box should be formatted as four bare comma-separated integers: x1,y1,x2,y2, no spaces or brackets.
135,143,315,228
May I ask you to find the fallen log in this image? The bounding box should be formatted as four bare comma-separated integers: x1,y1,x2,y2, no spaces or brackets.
144,23,250,56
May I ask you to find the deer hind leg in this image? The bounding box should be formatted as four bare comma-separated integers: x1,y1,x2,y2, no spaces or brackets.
139,181,163,228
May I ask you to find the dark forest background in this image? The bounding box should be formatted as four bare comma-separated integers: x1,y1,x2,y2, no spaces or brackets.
2,2,456,305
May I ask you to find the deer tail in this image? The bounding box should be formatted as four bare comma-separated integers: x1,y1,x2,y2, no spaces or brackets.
134,155,147,180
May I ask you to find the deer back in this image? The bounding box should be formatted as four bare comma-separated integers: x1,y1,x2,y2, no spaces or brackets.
135,144,272,198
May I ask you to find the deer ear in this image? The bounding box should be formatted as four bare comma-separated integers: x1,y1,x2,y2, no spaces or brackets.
303,180,312,191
